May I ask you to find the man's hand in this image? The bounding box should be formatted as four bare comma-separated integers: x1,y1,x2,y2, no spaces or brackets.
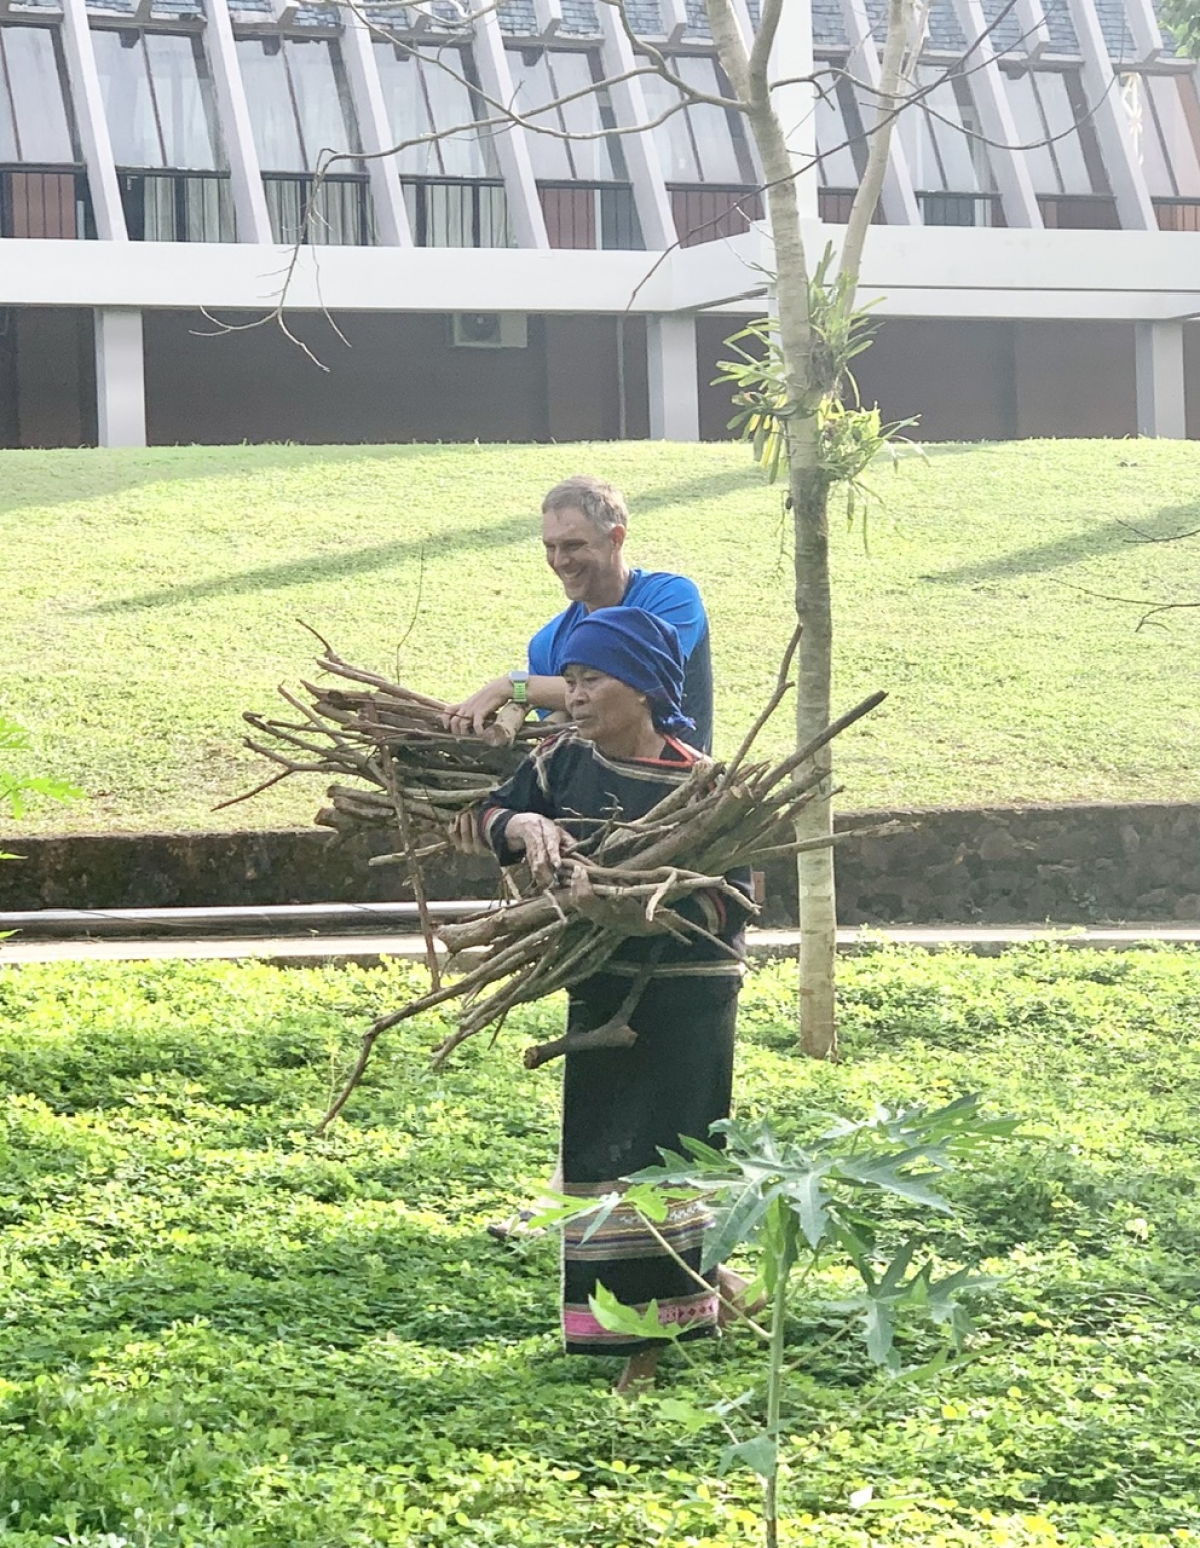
567,863,662,935
505,813,572,887
447,808,490,856
443,676,512,738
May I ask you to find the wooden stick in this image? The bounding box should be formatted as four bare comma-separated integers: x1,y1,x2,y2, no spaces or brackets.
523,953,660,1070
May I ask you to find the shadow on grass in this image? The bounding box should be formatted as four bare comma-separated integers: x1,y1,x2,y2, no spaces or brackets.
0,443,435,521
927,501,1200,584
86,511,536,615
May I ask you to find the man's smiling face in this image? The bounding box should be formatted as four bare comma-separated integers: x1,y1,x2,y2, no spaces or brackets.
542,505,626,610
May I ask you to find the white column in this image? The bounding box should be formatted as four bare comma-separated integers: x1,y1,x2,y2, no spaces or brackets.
340,13,413,246
770,0,819,221
951,0,1042,227
95,308,147,448
1124,0,1166,64
472,8,549,247
599,5,676,250
533,0,563,36
1135,320,1186,438
1015,0,1052,56
1063,0,1157,229
205,0,273,243
59,0,126,241
840,0,921,225
647,313,700,440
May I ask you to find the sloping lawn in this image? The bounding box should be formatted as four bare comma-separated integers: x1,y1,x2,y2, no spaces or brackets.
2,947,1200,1546
2,439,1199,835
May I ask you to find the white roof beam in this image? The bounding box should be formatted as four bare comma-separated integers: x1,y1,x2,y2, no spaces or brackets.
771,0,818,220
1014,0,1051,60
339,6,414,245
533,0,562,38
204,0,274,242
59,0,127,241
840,0,922,225
471,4,549,247
1063,0,1156,227
1124,0,1165,64
951,0,1042,225
660,0,688,45
599,0,676,249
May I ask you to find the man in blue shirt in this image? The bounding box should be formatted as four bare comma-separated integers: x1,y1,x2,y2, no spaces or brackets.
444,475,714,753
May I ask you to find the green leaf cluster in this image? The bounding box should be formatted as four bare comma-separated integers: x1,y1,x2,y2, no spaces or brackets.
2,948,1200,1545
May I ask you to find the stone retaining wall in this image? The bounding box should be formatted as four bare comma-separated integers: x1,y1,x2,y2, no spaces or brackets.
3,801,1198,925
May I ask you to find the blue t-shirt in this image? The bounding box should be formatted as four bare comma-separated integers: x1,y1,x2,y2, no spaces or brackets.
528,569,714,753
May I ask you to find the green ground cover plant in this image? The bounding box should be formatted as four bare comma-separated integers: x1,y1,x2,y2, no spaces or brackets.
2,945,1199,1546
1,439,1198,835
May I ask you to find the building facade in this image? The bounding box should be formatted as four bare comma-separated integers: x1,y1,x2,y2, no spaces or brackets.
3,0,1200,446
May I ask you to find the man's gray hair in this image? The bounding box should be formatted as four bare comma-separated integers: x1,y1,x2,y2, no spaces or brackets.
542,475,629,534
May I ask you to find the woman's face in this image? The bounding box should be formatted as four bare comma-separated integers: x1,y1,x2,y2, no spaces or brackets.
564,664,655,751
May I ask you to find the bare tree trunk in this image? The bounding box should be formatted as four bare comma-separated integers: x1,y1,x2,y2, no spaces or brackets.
707,0,840,1056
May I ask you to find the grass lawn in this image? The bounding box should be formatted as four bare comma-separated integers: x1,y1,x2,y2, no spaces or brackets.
2,946,1200,1546
2,439,1199,837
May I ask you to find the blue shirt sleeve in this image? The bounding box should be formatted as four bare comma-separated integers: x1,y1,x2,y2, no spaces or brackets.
528,617,556,677
625,572,708,660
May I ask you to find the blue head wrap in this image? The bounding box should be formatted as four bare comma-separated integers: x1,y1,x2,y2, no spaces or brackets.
564,606,696,738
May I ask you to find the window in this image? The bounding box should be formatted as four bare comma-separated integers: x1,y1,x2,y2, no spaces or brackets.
374,43,498,179
236,36,360,171
92,29,222,170
505,47,622,182
0,25,76,164
899,65,995,195
636,52,755,185
1002,67,1099,195
1121,72,1200,199
814,67,866,188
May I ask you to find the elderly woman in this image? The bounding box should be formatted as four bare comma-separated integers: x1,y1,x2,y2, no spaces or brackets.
478,607,752,1392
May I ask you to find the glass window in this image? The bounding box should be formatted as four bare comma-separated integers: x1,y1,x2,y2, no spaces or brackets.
288,37,359,167
1033,71,1093,194
550,50,613,181
1128,73,1200,199
674,55,745,183
1001,69,1059,193
93,29,220,170
506,48,617,181
93,29,160,167
637,64,700,181
1,26,76,163
374,44,496,179
144,34,220,170
814,75,860,188
636,54,750,185
506,49,576,179
923,71,986,191
237,39,304,170
237,37,358,172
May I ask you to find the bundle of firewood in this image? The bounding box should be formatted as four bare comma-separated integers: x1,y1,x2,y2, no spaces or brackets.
317,657,888,1130
226,630,554,860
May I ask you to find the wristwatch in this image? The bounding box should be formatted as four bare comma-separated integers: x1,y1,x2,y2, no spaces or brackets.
508,669,530,705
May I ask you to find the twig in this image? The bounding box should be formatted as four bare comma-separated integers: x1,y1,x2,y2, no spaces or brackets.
523,952,660,1069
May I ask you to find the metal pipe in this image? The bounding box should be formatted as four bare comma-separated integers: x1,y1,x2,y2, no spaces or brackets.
0,900,500,940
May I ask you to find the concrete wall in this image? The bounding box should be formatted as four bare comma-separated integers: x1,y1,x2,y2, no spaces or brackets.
1012,321,1137,438
4,801,1198,925
142,310,650,446
0,307,95,449
698,316,1143,444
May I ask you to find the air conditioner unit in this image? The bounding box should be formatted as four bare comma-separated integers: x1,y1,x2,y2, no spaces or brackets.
450,313,528,349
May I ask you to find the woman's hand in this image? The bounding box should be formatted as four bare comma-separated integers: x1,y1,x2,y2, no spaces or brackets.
446,809,490,856
505,813,572,887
